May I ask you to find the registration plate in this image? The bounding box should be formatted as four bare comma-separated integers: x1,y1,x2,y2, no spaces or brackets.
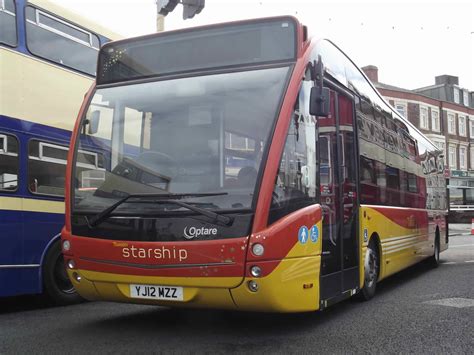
130,284,184,301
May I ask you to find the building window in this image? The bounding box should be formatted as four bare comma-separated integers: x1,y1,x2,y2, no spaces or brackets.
470,147,474,170
435,141,445,157
0,0,17,46
470,118,474,138
25,6,100,75
459,146,467,170
449,145,457,169
448,113,456,134
420,106,428,129
463,90,469,107
459,115,466,136
0,133,19,191
453,88,460,104
395,102,407,118
431,110,440,132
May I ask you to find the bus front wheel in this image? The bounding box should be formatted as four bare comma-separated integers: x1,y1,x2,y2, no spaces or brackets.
359,239,379,301
43,241,83,305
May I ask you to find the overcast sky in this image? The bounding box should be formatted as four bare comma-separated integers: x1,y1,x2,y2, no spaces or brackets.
51,0,473,90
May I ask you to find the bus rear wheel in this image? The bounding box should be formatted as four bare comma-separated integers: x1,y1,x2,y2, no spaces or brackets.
359,239,379,301
43,241,83,306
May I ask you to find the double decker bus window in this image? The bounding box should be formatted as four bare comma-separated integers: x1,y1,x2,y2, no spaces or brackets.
25,6,100,75
28,140,67,197
0,0,17,46
0,133,19,191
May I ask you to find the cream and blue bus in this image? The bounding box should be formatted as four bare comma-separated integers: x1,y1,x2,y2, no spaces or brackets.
0,0,120,304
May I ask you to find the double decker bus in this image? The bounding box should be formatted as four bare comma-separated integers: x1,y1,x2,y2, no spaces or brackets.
0,0,120,304
62,17,448,312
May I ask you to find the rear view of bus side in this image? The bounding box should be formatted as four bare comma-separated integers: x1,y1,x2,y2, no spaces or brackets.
62,17,447,312
0,0,120,304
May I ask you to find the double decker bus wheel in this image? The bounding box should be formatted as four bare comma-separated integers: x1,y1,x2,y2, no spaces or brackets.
43,241,83,305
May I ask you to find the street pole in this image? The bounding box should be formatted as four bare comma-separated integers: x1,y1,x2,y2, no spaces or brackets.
157,13,165,32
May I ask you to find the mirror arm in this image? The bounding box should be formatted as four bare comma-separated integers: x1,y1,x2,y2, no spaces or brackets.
314,55,324,92
313,55,326,108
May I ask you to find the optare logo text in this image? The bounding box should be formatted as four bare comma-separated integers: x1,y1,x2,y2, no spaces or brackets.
183,226,218,239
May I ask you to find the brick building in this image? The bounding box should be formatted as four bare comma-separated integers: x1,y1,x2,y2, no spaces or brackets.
362,66,474,222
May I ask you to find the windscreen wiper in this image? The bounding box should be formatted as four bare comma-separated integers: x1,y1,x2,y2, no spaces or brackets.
87,192,232,228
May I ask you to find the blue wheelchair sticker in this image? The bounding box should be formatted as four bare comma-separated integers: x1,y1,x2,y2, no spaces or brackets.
298,226,309,244
310,225,319,243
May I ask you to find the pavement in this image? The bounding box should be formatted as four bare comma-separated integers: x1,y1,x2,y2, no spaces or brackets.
449,223,472,236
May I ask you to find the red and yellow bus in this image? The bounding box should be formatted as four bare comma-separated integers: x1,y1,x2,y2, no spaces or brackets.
61,17,448,312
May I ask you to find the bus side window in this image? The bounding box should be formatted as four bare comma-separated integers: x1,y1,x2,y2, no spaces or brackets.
25,5,100,75
0,133,19,191
268,79,316,225
28,140,67,197
0,0,17,46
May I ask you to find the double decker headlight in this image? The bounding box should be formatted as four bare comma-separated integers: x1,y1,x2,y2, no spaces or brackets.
62,240,71,252
67,259,75,269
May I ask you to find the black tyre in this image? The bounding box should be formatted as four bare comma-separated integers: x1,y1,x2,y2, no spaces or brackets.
43,241,83,305
428,233,440,268
359,239,379,301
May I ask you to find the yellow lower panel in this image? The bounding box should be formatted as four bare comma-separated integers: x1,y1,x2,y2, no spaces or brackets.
78,269,242,288
231,256,321,313
69,269,237,309
69,255,321,313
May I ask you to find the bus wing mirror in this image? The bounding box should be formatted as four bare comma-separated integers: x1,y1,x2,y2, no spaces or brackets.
309,86,330,117
88,110,101,135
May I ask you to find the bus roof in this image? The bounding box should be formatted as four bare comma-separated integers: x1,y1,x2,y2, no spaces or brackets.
28,0,123,41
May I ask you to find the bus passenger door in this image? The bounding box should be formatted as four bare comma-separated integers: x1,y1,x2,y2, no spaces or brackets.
319,87,359,307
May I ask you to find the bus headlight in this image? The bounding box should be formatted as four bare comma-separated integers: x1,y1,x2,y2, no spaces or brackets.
73,272,81,282
252,243,264,256
250,265,262,278
62,240,71,252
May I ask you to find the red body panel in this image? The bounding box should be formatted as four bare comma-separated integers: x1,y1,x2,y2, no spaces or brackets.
63,229,247,278
369,206,429,230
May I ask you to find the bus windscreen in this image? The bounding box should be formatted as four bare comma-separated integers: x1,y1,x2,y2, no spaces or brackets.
97,18,297,85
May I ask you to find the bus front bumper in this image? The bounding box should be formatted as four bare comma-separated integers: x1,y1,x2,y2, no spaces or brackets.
67,255,321,313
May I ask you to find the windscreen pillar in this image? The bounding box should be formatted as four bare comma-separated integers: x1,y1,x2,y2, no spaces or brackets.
111,102,125,170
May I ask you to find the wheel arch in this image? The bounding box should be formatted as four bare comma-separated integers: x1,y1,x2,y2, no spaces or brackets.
368,232,382,281
38,233,62,291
